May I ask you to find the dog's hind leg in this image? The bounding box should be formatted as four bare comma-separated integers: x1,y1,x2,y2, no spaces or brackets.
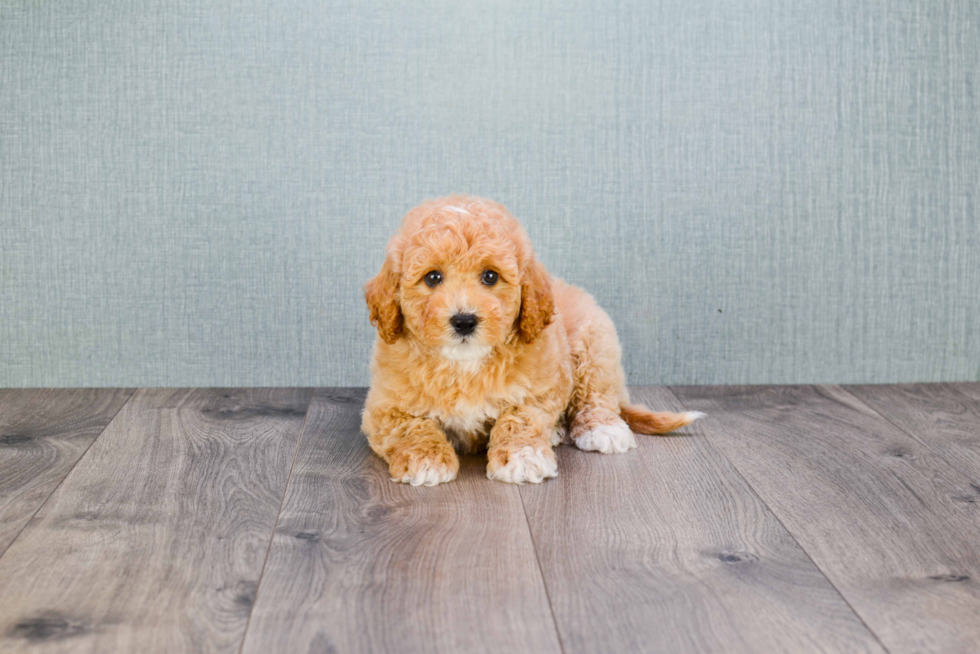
565,295,701,454
565,304,639,454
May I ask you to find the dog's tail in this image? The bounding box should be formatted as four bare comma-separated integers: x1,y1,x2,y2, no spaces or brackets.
619,404,705,435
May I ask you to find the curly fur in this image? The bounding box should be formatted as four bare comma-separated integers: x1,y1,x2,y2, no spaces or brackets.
362,195,703,485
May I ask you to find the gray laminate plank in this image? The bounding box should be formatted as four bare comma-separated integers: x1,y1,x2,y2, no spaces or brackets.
519,386,886,654
240,388,563,654
0,388,134,555
948,382,980,403
845,383,980,482
0,388,312,654
671,384,980,654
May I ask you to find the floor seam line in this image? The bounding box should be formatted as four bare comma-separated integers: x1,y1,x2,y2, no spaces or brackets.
665,384,894,654
0,387,138,562
837,384,980,483
518,485,568,654
237,388,316,654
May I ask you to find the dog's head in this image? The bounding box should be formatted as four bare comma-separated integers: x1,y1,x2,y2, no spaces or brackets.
364,196,554,360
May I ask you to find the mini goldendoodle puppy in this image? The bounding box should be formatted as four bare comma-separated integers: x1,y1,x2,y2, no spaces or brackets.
362,195,703,485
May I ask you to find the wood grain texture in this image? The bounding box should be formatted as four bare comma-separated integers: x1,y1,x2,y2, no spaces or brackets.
948,382,980,403
0,388,312,653
0,388,134,555
240,388,563,654
519,386,886,654
845,383,980,481
671,384,980,654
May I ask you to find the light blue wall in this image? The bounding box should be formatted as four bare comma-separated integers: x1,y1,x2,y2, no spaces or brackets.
2,0,978,387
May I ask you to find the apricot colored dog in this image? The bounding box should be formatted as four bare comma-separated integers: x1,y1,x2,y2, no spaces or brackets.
362,195,703,485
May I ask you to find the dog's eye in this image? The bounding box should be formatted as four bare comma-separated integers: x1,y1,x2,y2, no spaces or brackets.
424,271,443,287
481,270,499,286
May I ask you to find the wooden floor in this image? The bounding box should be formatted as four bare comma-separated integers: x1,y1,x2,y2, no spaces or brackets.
0,385,978,653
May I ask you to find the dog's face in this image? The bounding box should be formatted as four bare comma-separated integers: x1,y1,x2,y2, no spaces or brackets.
398,227,522,360
365,197,554,359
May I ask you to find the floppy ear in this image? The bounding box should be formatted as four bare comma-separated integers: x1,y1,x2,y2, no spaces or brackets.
364,255,403,344
517,257,555,343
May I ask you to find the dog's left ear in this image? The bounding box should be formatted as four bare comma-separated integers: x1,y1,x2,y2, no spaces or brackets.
364,255,403,344
517,257,555,343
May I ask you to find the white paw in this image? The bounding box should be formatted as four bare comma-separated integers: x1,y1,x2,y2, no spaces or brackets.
487,446,558,484
394,460,457,487
574,421,638,454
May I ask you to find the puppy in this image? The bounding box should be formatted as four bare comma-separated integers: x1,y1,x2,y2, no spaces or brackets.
362,195,703,485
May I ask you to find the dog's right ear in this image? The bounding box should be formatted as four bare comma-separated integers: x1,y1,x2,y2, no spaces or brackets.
517,256,555,343
364,255,403,344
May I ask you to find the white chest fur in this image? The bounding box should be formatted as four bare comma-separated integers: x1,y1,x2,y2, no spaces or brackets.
427,402,500,454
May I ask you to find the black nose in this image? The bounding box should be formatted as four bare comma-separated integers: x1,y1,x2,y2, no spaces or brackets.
450,313,478,336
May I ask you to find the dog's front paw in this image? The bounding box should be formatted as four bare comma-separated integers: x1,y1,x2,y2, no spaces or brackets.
573,420,637,454
388,443,459,487
487,445,558,484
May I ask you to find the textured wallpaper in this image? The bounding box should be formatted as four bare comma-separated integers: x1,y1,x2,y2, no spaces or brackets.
1,0,978,387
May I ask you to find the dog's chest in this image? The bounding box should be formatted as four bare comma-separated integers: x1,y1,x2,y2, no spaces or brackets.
427,401,500,454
